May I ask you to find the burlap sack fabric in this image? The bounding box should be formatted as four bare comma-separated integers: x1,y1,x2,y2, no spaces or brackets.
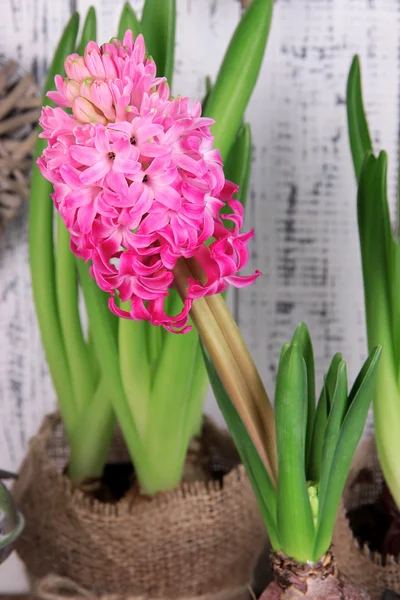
333,435,400,600
13,413,265,600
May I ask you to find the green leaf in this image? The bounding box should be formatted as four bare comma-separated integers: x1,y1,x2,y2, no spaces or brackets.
59,6,98,415
42,12,80,106
358,152,396,368
68,378,115,482
275,342,315,562
324,353,342,410
347,58,399,368
201,343,280,550
222,123,252,226
346,55,373,180
202,75,213,106
317,360,348,514
55,216,95,413
144,328,203,493
76,259,118,351
77,6,97,54
203,0,273,160
141,0,176,83
279,342,290,362
393,243,400,372
154,289,208,464
307,386,328,483
118,2,141,40
184,342,208,440
29,12,80,438
205,75,212,96
147,323,163,372
118,315,151,439
351,74,400,509
307,354,344,485
313,346,382,560
75,260,145,476
291,323,316,472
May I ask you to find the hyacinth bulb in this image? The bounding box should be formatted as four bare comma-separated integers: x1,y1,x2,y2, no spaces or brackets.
260,552,370,600
38,30,260,333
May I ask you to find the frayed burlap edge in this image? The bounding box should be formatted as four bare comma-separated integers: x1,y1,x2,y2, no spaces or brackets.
32,573,252,600
333,435,400,600
14,413,265,599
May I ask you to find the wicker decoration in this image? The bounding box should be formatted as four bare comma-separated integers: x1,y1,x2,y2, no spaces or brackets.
0,57,40,228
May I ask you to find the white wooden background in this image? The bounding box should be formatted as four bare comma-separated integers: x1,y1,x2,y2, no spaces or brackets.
0,0,399,590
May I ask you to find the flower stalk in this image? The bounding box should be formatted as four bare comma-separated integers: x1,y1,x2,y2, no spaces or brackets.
173,258,278,485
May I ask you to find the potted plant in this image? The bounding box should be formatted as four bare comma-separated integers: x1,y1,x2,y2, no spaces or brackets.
14,1,274,597
332,56,400,599
203,322,381,599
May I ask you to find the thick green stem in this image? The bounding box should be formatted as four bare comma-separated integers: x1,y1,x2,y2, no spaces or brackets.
118,312,151,439
118,287,208,493
356,152,400,508
373,357,400,509
147,325,163,372
75,259,151,484
29,13,80,440
364,288,400,508
56,215,95,412
87,327,101,387
30,157,75,438
68,379,116,483
144,326,201,492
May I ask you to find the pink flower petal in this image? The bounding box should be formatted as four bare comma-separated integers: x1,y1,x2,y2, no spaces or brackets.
154,185,181,210
70,145,100,166
80,160,110,184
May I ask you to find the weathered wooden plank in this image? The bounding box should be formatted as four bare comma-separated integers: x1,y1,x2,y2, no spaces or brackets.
238,0,400,401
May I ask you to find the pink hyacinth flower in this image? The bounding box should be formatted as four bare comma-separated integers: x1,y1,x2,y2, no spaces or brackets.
38,30,260,333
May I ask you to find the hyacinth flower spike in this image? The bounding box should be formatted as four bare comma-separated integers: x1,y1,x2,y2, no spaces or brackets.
38,29,260,335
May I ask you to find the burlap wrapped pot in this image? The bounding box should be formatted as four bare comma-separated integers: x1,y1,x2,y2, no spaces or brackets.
13,413,265,600
333,435,400,600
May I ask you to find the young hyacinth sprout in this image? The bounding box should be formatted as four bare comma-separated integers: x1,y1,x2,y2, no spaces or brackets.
346,56,400,519
203,323,381,599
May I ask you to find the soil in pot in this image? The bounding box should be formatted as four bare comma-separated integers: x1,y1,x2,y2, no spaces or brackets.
347,476,400,558
259,551,370,599
77,418,236,503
